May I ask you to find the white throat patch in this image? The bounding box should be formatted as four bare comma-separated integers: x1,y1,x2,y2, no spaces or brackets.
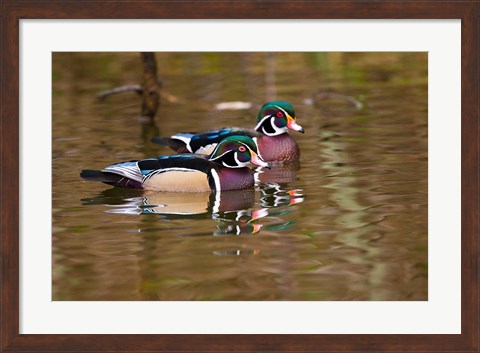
256,114,287,136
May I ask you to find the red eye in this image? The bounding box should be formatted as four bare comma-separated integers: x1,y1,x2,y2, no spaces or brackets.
276,111,284,118
238,146,246,152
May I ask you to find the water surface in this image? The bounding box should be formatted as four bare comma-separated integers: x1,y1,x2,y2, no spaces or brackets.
52,52,427,300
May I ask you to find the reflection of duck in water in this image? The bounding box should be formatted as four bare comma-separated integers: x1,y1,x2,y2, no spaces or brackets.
82,188,267,236
82,188,256,218
259,183,305,208
213,249,262,256
255,160,301,185
152,101,304,162
141,189,258,217
80,136,269,192
81,184,302,236
213,208,269,235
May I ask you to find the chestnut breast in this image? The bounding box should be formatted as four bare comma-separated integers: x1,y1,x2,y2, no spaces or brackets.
256,134,300,162
217,168,255,191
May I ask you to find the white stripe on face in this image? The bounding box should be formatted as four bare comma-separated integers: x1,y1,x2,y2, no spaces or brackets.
274,105,302,132
254,114,271,131
264,116,288,136
233,152,250,168
257,111,289,136
274,105,289,117
209,149,231,161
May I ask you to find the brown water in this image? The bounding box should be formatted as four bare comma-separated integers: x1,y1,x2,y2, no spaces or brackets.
52,52,427,300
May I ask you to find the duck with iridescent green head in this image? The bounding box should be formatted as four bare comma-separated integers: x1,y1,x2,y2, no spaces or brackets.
152,101,304,163
80,135,270,192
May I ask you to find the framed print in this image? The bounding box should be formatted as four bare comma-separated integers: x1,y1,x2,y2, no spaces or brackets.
1,1,478,352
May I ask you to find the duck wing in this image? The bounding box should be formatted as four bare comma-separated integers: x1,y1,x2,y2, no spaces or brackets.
81,155,215,189
152,128,261,154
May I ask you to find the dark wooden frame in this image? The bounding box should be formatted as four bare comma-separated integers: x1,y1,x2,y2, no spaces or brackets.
1,1,478,352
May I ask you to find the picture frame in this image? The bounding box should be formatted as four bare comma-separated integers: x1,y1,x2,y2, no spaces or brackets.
1,1,478,352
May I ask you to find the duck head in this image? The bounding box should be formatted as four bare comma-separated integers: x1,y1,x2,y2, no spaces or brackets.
209,135,270,169
254,101,304,136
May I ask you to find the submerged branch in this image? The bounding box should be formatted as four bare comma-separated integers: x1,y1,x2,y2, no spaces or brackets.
96,85,144,100
312,91,364,116
96,84,179,103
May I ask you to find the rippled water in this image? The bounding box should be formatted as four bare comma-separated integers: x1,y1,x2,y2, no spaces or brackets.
52,52,427,300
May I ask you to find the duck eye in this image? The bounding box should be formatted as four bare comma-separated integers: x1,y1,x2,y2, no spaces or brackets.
238,145,246,152
276,111,284,118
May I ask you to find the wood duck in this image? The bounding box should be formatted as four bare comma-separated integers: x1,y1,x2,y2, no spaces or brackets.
152,101,304,163
80,136,270,192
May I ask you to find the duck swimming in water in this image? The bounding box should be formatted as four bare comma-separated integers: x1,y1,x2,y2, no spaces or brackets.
80,135,270,192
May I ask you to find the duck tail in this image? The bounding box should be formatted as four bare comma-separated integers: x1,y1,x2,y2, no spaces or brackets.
80,170,143,189
151,136,190,153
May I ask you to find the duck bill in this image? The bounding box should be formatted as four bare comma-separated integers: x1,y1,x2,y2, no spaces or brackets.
250,151,271,169
287,115,305,133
